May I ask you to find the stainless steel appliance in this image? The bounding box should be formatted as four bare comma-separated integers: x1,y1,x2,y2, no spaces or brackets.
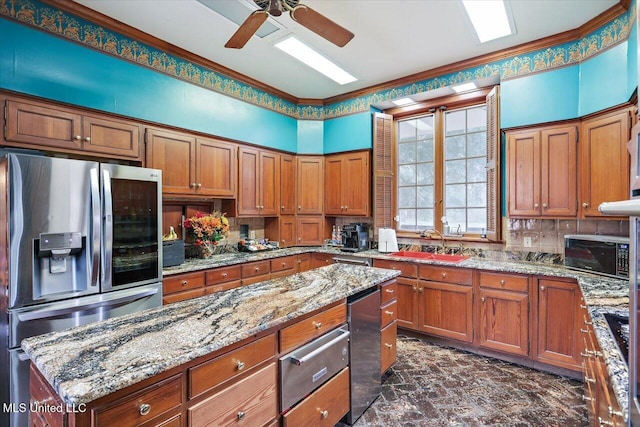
564,234,630,279
341,223,370,252
332,254,372,266
0,152,163,427
279,326,350,412
342,287,381,425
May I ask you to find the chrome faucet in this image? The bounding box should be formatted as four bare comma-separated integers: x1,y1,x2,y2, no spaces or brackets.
421,228,446,254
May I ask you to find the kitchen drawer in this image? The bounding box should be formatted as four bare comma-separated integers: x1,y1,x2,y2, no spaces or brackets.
270,269,294,280
381,321,397,374
271,255,296,273
163,288,206,305
188,363,277,427
93,375,182,427
381,300,397,329
205,281,242,295
311,253,335,268
206,266,241,285
164,272,205,294
241,273,270,286
374,259,418,278
189,334,276,399
30,365,65,427
479,271,528,292
279,303,347,354
282,367,350,427
380,281,398,305
157,414,182,427
242,261,270,279
419,265,472,285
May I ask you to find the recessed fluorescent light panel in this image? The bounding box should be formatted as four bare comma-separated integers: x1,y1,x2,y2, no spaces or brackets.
462,0,514,43
452,82,477,93
274,36,357,85
392,98,414,106
197,0,283,38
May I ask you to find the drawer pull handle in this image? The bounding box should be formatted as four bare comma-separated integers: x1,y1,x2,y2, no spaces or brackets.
580,304,588,309
580,328,590,334
598,417,614,426
385,310,394,315
320,410,329,419
237,360,245,370
313,321,322,329
385,343,393,349
580,351,592,358
181,280,187,286
139,403,151,416
584,376,596,384
584,320,593,325
255,267,260,271
385,288,394,293
237,411,246,420
582,395,593,402
609,406,624,417
500,279,505,285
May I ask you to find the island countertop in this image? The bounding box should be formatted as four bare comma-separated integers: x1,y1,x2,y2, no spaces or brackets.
22,264,400,405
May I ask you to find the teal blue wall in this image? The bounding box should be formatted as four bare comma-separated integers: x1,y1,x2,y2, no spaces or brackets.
0,19,298,152
323,112,372,154
628,23,638,98
579,43,630,116
297,120,323,154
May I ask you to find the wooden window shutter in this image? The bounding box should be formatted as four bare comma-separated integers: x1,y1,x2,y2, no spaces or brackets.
373,112,394,238
485,86,501,241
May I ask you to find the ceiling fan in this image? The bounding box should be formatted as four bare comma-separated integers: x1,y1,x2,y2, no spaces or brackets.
225,0,354,49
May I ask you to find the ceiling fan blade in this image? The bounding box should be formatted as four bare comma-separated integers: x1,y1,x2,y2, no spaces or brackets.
225,10,268,49
290,5,354,47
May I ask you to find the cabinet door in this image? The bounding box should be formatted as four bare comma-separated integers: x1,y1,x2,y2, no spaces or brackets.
297,217,324,246
259,150,280,216
342,151,370,216
196,137,236,197
418,281,473,342
297,253,312,272
580,109,630,218
536,279,582,370
324,155,344,215
82,115,141,159
146,128,196,195
507,130,540,216
396,277,419,330
279,216,296,248
297,156,324,214
540,126,577,216
238,147,261,216
280,154,296,215
5,99,83,150
478,288,529,356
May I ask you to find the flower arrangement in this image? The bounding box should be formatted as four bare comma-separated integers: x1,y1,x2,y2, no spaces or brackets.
183,211,230,258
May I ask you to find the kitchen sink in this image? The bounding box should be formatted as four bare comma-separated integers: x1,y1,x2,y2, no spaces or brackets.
389,251,469,263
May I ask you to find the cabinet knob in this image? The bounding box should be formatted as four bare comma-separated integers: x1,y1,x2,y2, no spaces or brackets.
313,321,322,329
84,136,91,142
298,237,302,241
191,183,197,188
237,411,246,420
181,280,187,286
282,262,286,266
384,343,393,349
139,403,151,416
500,280,505,285
441,272,447,278
197,183,202,188
281,205,285,209
418,288,423,293
542,203,548,208
582,202,589,208
298,205,302,210
237,360,245,370
534,203,539,209
412,287,417,292
255,267,260,271
74,135,82,140
540,286,545,291
222,273,228,278
481,297,485,302
320,410,329,419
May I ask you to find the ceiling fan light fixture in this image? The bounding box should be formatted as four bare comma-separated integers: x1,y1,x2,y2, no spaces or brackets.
274,35,357,85
268,0,283,17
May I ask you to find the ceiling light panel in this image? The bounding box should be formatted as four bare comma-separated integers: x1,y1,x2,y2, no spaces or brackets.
392,97,414,106
462,0,514,43
452,82,477,93
197,0,283,38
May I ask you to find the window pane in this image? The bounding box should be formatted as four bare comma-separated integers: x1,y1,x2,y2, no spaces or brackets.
445,159,466,184
416,116,434,140
445,135,465,160
445,208,467,233
417,209,434,229
467,132,487,157
399,164,417,185
417,163,434,185
399,187,416,208
445,184,465,207
417,185,434,206
467,157,486,183
398,142,416,164
468,106,487,132
468,208,487,232
399,209,416,230
445,110,465,136
467,183,486,207
398,120,416,142
417,139,434,162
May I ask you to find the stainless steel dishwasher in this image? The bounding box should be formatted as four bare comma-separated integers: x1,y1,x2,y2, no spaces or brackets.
342,286,381,425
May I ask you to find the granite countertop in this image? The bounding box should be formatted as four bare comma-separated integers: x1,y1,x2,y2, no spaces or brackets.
22,264,400,405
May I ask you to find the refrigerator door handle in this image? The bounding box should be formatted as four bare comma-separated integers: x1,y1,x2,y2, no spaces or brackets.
102,168,113,289
599,199,640,216
16,287,159,322
90,167,101,290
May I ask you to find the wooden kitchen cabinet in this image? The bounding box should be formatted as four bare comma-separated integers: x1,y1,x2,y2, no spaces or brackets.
580,107,631,218
373,259,419,330
4,96,141,160
297,253,312,272
297,216,325,246
270,255,297,279
325,150,371,216
146,128,237,197
380,280,398,374
296,156,324,215
311,252,335,269
477,271,530,357
30,364,66,427
280,154,296,215
205,265,242,294
241,260,271,285
238,147,280,216
264,215,296,248
507,123,578,217
535,278,583,371
163,271,206,304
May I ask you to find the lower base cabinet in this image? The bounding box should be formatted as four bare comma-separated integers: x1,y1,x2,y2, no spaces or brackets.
381,322,397,374
418,281,473,343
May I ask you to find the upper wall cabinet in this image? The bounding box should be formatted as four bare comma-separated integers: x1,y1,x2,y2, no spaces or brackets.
238,147,280,216
580,107,631,218
280,154,296,215
325,151,370,216
296,156,324,215
146,127,237,198
3,95,141,160
507,124,578,218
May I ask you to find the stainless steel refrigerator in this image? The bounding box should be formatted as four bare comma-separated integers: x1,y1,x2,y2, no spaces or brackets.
0,152,163,427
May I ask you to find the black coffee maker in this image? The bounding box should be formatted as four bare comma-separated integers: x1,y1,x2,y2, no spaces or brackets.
341,223,370,252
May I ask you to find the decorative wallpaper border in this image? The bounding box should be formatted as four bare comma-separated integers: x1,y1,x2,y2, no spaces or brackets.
0,0,635,120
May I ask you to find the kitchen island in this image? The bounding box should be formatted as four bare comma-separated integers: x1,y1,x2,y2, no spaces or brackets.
23,263,400,426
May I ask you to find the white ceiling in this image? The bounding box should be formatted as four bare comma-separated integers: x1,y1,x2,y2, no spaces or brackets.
71,0,619,101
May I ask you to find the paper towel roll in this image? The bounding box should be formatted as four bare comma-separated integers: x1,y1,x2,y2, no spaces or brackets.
378,228,399,252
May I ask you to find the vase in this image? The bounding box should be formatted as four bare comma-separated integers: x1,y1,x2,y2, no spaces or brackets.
199,241,216,259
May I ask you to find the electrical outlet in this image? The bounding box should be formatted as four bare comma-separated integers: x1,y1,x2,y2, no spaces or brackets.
523,236,532,248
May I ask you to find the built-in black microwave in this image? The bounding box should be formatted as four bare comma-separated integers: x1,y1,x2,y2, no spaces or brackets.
564,234,629,279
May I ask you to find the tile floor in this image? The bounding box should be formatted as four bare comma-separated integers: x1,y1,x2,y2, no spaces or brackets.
355,335,588,426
